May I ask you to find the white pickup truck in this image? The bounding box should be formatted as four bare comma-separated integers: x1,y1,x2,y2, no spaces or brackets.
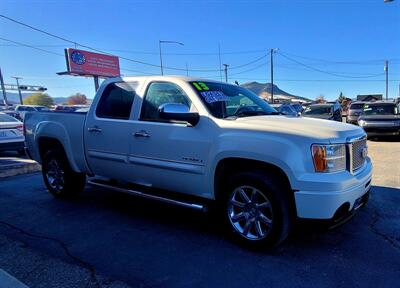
25,76,372,248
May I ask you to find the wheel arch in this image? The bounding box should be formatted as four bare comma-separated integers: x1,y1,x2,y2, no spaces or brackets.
37,136,80,173
213,157,296,213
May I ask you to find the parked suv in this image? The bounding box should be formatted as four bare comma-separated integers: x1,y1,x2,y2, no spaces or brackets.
347,102,366,125
358,102,400,138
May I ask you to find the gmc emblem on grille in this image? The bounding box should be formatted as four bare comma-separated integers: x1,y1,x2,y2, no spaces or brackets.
361,147,368,158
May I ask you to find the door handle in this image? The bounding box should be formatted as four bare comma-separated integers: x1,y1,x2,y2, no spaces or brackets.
88,127,102,133
134,130,150,138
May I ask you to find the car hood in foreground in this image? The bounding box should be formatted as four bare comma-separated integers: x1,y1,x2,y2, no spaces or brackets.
219,115,364,143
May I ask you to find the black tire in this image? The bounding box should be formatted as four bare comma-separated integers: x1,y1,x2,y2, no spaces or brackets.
220,170,293,249
42,149,86,198
17,149,26,156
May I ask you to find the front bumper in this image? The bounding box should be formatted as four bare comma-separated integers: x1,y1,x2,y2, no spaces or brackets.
363,127,400,136
294,159,372,219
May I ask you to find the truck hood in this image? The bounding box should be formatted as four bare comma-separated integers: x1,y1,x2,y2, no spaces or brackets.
223,115,365,143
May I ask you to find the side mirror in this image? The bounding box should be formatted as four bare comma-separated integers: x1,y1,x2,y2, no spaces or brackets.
158,103,200,126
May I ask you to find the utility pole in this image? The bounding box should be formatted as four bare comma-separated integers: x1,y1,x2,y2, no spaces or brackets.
0,67,8,109
186,63,189,76
159,41,164,75
11,76,23,104
223,64,229,83
270,49,278,104
385,60,389,100
159,40,184,76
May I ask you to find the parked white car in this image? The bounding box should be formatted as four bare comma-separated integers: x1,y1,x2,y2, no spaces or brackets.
24,76,372,248
0,112,25,155
15,105,50,120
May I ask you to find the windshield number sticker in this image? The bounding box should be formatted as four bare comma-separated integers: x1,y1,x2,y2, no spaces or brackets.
193,82,209,91
200,91,228,103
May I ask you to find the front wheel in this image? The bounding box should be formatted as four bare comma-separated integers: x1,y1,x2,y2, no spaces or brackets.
42,149,86,198
222,171,292,249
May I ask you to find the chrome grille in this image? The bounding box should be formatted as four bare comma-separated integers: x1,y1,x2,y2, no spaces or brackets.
350,138,367,172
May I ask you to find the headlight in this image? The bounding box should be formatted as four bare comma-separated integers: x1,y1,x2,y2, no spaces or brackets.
358,120,366,126
312,144,346,173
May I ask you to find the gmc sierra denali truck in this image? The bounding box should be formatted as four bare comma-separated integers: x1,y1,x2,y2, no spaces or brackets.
25,76,372,248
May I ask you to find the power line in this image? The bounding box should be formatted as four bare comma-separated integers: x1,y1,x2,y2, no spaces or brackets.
279,50,400,64
0,37,157,76
0,14,222,72
275,63,387,77
277,52,386,78
0,37,64,57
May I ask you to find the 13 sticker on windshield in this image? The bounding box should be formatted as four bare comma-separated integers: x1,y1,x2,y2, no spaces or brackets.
192,82,210,91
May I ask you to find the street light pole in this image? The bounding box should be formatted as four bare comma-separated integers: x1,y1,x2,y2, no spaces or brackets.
11,76,23,104
270,48,279,104
385,60,389,100
0,67,8,109
159,40,184,75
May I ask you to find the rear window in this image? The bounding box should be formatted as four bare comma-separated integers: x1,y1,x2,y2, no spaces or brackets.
36,107,50,112
363,104,396,115
303,106,332,115
0,113,19,122
350,103,364,109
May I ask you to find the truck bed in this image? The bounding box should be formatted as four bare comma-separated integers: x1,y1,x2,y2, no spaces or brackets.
24,111,89,174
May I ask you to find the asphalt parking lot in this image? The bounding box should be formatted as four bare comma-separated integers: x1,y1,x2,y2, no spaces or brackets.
0,139,399,288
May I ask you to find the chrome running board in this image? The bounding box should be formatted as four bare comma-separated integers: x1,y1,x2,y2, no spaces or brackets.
87,180,205,211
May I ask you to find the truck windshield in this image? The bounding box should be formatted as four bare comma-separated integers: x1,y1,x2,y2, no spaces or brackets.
189,81,276,119
363,104,396,115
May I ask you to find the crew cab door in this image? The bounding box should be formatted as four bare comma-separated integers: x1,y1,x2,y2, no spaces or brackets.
84,81,138,180
128,81,212,197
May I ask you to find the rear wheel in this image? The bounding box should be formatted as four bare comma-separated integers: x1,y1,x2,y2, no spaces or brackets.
221,171,292,249
42,149,86,198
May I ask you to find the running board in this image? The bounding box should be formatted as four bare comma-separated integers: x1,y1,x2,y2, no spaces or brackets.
87,180,206,211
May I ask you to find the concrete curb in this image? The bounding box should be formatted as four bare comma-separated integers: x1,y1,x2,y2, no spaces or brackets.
0,159,41,178
0,268,29,288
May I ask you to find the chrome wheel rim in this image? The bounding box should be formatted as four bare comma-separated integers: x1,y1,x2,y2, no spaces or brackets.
46,159,65,192
227,185,273,240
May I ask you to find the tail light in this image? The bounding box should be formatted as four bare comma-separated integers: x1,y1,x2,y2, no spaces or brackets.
15,124,24,133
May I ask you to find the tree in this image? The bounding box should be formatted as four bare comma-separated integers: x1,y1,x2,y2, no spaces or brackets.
315,94,326,104
67,93,87,105
23,93,54,107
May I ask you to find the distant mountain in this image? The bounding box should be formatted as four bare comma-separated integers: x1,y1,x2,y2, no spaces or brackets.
241,82,311,102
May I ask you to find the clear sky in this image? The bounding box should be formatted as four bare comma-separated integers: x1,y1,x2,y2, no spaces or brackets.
1,0,399,101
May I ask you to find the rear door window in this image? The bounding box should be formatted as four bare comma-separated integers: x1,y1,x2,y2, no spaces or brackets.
96,82,138,120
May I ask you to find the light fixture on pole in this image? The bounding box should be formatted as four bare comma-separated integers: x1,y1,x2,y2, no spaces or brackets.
11,76,23,104
159,40,184,75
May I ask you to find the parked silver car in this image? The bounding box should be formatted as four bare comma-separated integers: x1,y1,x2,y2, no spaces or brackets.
347,102,366,125
0,112,25,155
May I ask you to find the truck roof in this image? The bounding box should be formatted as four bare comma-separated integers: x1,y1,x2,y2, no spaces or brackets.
109,75,229,85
